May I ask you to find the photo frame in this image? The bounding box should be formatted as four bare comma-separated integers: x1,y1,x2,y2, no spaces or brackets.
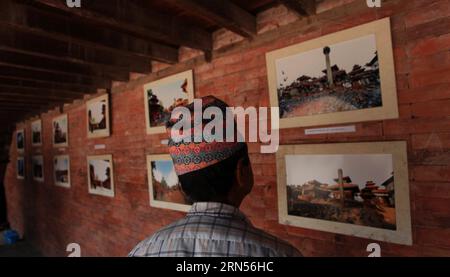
266,17,398,128
87,155,114,197
276,141,412,245
31,119,42,147
86,94,110,138
54,155,71,188
147,154,191,212
16,129,25,153
17,157,25,180
52,114,69,147
32,155,44,182
144,70,194,135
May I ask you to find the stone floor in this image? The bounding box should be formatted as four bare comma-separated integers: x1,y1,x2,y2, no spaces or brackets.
0,231,43,257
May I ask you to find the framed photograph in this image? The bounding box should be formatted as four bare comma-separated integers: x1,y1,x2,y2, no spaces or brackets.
53,114,69,147
54,155,70,188
147,154,190,212
87,155,114,197
31,119,42,147
86,94,110,138
266,17,398,128
144,70,194,134
16,129,25,153
32,155,44,182
276,141,412,245
17,157,25,180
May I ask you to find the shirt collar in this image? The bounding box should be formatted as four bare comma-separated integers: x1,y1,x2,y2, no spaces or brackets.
187,202,251,224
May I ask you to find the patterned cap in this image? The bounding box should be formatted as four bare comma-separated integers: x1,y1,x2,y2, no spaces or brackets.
166,96,245,176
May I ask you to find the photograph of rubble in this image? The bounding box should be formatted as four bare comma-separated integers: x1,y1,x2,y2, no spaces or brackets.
277,142,412,245
267,18,398,128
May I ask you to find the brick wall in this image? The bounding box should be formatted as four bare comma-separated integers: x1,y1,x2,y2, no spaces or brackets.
4,0,450,256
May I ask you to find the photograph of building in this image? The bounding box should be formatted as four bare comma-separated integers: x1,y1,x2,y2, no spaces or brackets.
53,115,68,147
54,155,70,188
285,154,396,230
150,160,187,205
31,119,42,146
144,70,194,134
87,94,110,138
276,35,382,118
32,155,44,182
87,155,114,197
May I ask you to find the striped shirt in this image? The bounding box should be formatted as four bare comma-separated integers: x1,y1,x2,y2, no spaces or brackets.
129,202,302,257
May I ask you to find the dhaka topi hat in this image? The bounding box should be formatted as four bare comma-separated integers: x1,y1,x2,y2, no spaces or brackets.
166,95,245,176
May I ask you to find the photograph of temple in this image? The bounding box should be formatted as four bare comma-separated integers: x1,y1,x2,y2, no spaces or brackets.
88,100,107,133
17,157,25,179
16,130,24,151
276,34,382,118
54,155,70,187
53,115,68,146
31,120,42,146
285,154,396,230
88,156,114,197
144,70,194,134
150,160,188,205
32,155,44,182
146,83,189,128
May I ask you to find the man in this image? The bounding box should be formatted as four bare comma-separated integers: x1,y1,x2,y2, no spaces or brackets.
129,96,301,257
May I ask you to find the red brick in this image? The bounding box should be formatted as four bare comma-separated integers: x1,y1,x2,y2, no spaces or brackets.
408,33,450,57
404,1,450,28
416,227,450,248
412,133,450,150
4,0,450,258
398,83,450,104
410,99,450,117
412,165,450,182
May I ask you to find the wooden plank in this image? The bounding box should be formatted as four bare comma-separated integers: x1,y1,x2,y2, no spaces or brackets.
0,77,98,94
33,0,213,52
0,1,179,64
278,0,316,16
0,50,130,82
0,85,85,99
166,0,257,38
0,26,151,74
0,64,111,88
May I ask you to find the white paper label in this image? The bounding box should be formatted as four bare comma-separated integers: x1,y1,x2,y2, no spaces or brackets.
94,144,106,150
305,125,356,135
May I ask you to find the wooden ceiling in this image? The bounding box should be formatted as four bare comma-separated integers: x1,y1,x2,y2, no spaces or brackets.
0,0,317,131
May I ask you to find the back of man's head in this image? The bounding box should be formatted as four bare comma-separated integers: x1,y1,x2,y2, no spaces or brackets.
166,96,252,205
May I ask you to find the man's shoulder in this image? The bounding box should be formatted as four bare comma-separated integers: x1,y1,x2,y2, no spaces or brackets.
245,226,302,257
128,219,187,257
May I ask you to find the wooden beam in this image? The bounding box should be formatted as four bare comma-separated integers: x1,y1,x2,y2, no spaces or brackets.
0,26,151,74
0,1,179,64
278,0,316,16
0,86,85,100
0,95,67,104
32,0,213,52
165,0,257,38
0,64,111,88
0,77,98,94
0,50,129,82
